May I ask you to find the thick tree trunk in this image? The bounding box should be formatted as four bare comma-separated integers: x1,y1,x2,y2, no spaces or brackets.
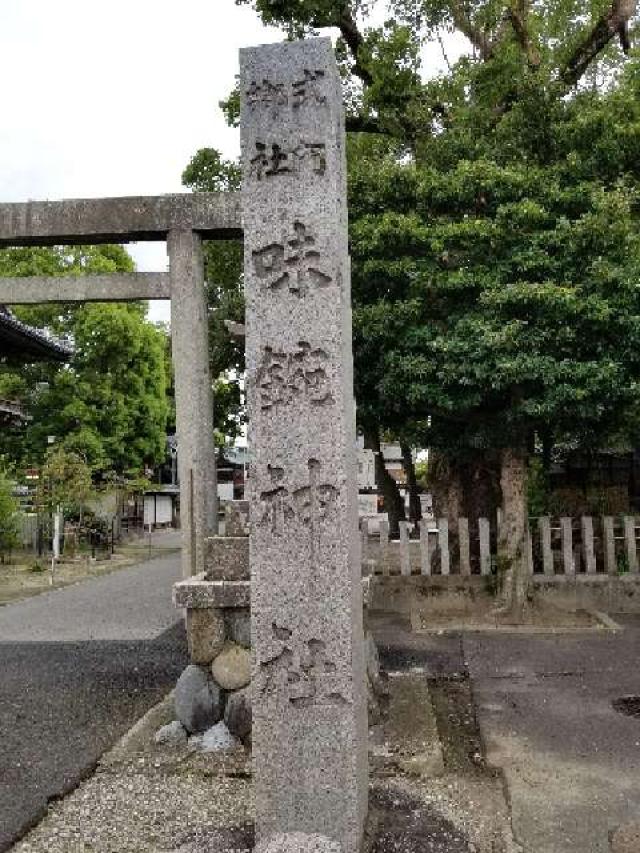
401,442,422,525
364,427,405,538
461,454,500,527
495,447,529,621
429,450,463,526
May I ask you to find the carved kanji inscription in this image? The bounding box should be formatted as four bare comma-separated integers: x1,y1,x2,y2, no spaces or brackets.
257,342,333,411
258,622,348,708
252,222,332,297
258,459,338,534
246,68,326,111
249,141,327,180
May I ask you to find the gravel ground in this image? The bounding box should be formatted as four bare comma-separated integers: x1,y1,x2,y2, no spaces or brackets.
13,655,519,853
13,695,253,853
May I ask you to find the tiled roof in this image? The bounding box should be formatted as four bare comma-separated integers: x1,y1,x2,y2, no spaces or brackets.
0,305,73,361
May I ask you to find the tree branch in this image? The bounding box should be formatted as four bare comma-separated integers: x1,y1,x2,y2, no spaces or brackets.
507,6,541,68
345,115,386,134
308,4,373,85
450,2,518,62
337,6,374,85
561,0,637,87
450,0,493,59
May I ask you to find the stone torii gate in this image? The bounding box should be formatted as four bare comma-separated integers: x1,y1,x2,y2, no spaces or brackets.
0,193,242,577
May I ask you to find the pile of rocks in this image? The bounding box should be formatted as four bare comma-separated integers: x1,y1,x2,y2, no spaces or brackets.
172,607,252,745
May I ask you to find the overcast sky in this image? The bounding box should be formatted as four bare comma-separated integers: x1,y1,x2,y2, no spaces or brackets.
1,1,465,324
0,0,284,321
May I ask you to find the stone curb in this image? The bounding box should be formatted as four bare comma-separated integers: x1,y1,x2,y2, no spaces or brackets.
101,691,175,766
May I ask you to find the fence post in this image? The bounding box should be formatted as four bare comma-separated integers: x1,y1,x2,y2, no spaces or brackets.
603,516,616,575
360,518,370,575
623,516,639,574
399,520,411,576
458,517,471,576
526,524,534,575
581,516,596,574
438,518,450,576
539,516,553,575
560,517,574,575
379,518,390,576
479,517,491,576
420,522,431,576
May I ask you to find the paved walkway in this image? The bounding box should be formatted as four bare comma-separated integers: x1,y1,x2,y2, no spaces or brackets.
372,612,640,853
0,545,187,851
465,616,640,853
0,540,182,642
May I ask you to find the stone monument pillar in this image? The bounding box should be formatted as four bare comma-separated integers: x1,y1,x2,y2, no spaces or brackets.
241,38,368,851
168,228,218,577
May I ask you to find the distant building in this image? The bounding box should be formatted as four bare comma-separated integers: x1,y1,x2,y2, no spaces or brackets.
0,304,72,426
0,305,72,363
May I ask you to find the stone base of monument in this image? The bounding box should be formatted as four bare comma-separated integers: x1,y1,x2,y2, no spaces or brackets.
171,502,383,748
172,572,385,742
172,576,252,742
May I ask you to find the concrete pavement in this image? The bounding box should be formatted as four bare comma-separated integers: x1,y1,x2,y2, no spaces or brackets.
0,545,183,642
0,545,187,851
465,615,640,853
373,610,640,853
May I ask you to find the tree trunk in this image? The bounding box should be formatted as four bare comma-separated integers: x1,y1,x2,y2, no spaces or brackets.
429,450,463,526
461,453,500,527
495,447,529,621
401,442,422,526
364,427,405,538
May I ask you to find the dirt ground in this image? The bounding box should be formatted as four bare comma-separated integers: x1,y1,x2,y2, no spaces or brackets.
412,596,607,633
0,533,179,605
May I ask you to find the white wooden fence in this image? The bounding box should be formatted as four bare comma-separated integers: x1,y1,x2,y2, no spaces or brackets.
360,515,640,577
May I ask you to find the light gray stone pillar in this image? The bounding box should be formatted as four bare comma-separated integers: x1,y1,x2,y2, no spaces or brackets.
560,517,574,575
168,228,218,577
603,516,616,575
458,517,470,576
539,516,553,576
581,516,596,574
624,515,639,573
478,517,491,576
438,518,450,575
419,521,431,575
241,39,368,851
379,517,390,575
399,520,411,576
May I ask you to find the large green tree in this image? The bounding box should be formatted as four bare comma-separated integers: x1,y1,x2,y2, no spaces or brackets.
233,0,640,615
0,245,170,475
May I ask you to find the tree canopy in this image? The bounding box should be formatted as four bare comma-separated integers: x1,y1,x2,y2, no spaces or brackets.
234,0,640,464
230,0,640,613
0,245,170,475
